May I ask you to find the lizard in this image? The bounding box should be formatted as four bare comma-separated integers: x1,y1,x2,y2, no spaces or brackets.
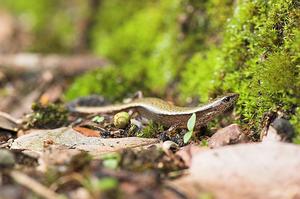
73,93,239,128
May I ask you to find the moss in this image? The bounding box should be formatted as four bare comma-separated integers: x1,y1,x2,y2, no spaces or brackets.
66,0,183,100
179,48,221,102
65,67,139,101
214,0,300,133
67,0,235,101
93,1,181,95
179,0,234,50
178,0,234,103
137,121,164,138
24,103,68,129
178,0,300,136
90,0,149,51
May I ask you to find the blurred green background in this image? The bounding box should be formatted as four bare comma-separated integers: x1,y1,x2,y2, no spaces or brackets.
0,0,299,137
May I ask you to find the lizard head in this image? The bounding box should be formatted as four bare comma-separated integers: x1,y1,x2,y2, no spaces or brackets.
205,93,239,113
193,93,239,128
218,93,239,110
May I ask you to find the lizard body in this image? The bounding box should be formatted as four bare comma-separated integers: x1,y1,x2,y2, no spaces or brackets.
74,93,238,128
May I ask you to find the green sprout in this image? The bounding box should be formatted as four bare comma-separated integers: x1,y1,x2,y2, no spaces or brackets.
92,116,105,123
101,153,120,170
183,113,196,144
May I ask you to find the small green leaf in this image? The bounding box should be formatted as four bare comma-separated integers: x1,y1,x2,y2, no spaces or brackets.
103,159,119,169
92,116,104,123
97,177,118,191
183,131,193,144
101,153,120,169
187,113,196,131
200,139,209,147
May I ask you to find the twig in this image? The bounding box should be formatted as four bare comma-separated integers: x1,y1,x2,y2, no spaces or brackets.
0,53,108,76
0,111,20,124
9,170,63,199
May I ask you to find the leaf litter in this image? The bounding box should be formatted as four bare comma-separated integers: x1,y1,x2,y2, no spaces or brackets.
0,93,300,198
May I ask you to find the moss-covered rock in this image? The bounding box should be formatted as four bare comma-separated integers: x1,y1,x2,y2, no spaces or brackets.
217,0,299,133
180,0,300,135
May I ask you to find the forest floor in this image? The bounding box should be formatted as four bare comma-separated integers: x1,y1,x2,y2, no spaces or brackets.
0,54,299,199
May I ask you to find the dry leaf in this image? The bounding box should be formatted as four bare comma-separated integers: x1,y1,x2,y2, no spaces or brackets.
190,142,300,199
11,127,159,156
73,126,100,137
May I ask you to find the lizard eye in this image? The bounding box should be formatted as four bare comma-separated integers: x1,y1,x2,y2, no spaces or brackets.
223,96,231,102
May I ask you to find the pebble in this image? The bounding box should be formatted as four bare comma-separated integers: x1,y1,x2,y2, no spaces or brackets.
208,124,247,148
271,118,294,141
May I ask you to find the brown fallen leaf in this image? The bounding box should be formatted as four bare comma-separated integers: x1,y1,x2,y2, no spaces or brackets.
10,127,159,156
189,142,300,199
73,126,100,137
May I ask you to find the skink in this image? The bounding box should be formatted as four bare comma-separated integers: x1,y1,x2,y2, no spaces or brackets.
74,93,238,128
